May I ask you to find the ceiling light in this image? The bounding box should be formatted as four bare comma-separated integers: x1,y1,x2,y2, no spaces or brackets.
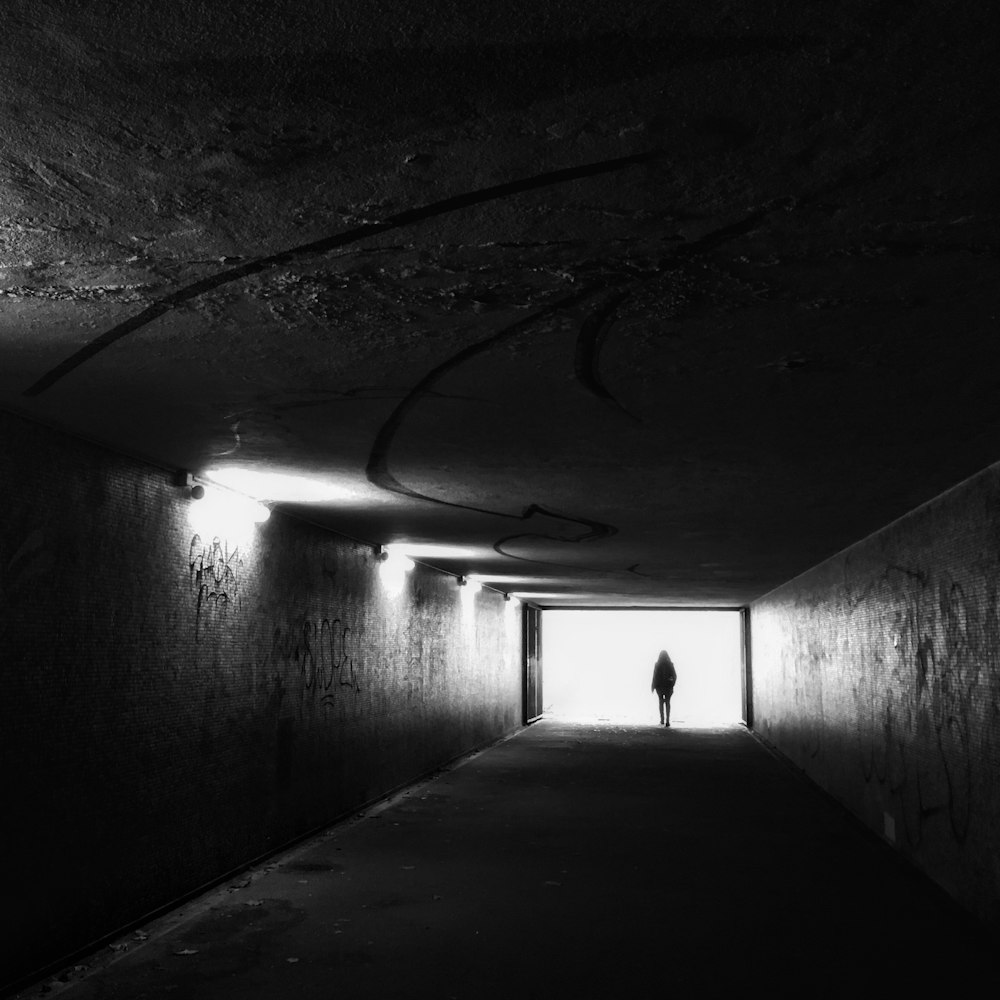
385,543,480,561
204,466,351,503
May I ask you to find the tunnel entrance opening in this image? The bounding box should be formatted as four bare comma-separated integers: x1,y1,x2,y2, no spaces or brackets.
541,609,743,726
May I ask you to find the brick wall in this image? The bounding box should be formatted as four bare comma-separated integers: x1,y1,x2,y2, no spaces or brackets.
0,410,522,987
751,462,1000,923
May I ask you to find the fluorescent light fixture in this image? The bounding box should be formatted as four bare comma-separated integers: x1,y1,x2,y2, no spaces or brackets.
509,591,581,599
461,574,550,585
383,543,481,561
204,467,351,503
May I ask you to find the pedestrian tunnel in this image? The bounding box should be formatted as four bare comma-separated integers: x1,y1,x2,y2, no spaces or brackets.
541,609,744,725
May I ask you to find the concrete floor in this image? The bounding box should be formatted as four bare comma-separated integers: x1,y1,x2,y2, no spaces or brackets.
20,720,991,999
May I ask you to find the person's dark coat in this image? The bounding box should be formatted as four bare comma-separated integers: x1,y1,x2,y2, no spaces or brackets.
651,651,677,693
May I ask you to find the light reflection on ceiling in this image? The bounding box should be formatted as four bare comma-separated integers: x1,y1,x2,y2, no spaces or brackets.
204,467,357,503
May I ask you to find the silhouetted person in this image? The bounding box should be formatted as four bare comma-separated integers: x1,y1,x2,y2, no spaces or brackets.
651,649,677,726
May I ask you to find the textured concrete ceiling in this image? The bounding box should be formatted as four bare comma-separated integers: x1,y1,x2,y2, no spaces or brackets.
2,1,998,606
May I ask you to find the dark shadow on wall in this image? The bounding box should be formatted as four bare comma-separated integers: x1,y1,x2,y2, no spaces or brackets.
0,408,522,993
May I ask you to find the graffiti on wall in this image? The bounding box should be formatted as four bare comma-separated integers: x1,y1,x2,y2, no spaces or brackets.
189,535,243,640
261,610,456,713
0,528,55,653
179,527,486,729
845,563,994,848
756,499,1000,878
265,614,362,705
404,634,446,701
1,529,54,615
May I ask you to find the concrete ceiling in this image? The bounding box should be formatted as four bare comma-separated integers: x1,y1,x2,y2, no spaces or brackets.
2,1,998,607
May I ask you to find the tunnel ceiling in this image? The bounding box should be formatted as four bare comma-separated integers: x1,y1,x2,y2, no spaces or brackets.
2,1,999,607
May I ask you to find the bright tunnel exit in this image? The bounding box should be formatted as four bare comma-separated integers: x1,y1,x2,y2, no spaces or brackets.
542,610,743,726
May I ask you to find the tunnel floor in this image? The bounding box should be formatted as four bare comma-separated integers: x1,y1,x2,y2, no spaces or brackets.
21,720,990,998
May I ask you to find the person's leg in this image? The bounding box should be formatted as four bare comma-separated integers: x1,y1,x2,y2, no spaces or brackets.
664,690,672,726
657,692,665,724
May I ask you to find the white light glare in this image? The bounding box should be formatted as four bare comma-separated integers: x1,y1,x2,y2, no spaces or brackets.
460,577,481,608
543,610,743,724
379,545,415,597
386,543,480,560
204,467,349,503
187,485,269,539
382,546,415,571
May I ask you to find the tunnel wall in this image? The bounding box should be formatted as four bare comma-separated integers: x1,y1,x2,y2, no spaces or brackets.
751,461,1000,924
0,409,522,988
